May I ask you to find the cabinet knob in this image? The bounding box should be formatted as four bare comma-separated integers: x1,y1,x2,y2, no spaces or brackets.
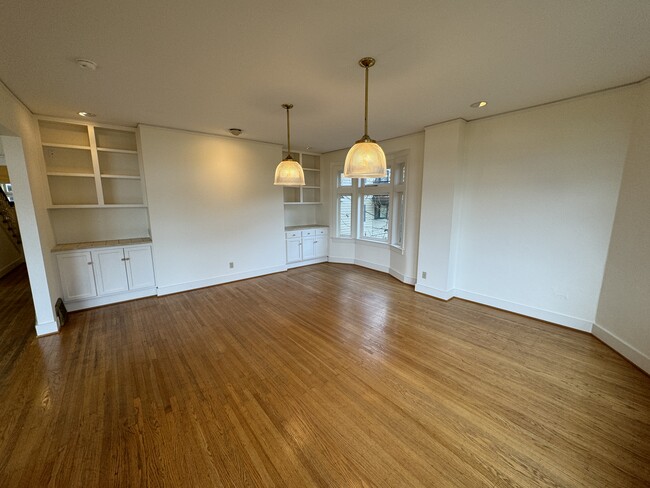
87,262,92,265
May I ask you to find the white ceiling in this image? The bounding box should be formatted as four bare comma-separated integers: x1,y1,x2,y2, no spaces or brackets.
1,0,649,153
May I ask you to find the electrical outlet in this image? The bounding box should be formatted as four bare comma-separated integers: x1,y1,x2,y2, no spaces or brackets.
421,271,427,279
229,262,234,269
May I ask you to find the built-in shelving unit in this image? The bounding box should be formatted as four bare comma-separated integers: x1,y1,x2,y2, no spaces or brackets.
39,118,146,208
282,151,321,205
38,117,151,245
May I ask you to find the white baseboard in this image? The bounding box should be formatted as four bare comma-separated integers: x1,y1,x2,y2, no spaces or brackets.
287,257,327,269
414,283,455,300
35,320,59,336
354,259,390,274
592,323,650,374
389,268,416,285
65,287,157,311
328,256,355,265
0,256,24,279
329,257,416,285
157,265,287,296
414,284,592,332
454,289,593,332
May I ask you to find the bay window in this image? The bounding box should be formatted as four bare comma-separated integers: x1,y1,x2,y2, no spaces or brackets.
334,154,407,248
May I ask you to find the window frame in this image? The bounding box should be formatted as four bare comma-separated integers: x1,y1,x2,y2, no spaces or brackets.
332,151,408,251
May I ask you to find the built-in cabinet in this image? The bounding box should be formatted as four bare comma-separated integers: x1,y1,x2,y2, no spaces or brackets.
55,242,156,311
39,118,146,208
282,151,321,205
38,117,152,246
285,227,328,267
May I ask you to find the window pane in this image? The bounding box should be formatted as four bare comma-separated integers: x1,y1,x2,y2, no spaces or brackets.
338,172,353,187
361,194,389,241
363,168,391,187
337,194,352,237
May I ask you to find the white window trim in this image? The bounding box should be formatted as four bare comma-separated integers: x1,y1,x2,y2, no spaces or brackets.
331,150,408,250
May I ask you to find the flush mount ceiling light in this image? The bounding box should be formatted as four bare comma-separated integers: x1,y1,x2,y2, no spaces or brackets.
274,104,305,186
75,59,97,70
344,57,387,178
470,101,488,108
78,111,96,117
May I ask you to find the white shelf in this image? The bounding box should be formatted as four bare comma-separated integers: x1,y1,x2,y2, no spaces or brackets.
97,147,138,155
39,118,146,208
42,143,91,151
48,204,147,209
47,172,95,178
100,174,141,180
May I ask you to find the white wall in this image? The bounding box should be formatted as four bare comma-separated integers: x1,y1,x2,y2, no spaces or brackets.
139,125,287,295
321,132,424,284
415,85,639,332
0,81,60,335
49,208,150,244
594,81,650,373
416,120,466,299
284,204,320,227
456,87,637,330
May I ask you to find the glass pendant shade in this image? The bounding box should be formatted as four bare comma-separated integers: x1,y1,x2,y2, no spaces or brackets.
345,57,387,178
274,156,305,186
344,139,387,178
274,103,305,186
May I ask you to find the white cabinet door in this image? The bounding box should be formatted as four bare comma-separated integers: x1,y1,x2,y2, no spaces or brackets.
125,246,156,290
313,236,328,258
286,238,302,263
57,251,97,301
302,237,316,260
92,249,129,295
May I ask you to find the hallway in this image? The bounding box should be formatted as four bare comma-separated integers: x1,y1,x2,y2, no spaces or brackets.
0,264,35,378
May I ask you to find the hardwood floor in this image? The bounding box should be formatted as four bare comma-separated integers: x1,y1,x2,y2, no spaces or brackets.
1,263,649,487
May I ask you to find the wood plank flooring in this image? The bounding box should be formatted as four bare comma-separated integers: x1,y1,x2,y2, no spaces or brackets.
1,263,649,487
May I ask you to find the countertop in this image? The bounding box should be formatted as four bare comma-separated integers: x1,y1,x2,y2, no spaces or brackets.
52,237,152,252
285,225,329,231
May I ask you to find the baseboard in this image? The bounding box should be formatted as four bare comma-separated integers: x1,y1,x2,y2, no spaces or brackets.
157,265,287,296
330,257,416,286
414,283,455,301
354,259,390,274
287,257,328,269
65,287,157,311
0,256,24,279
35,320,59,337
592,323,650,374
453,289,593,332
388,268,416,285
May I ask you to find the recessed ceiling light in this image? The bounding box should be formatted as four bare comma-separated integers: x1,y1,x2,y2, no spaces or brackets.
75,59,97,70
470,101,488,108
229,128,242,136
78,111,96,117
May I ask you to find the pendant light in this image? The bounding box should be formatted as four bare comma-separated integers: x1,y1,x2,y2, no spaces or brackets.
274,104,305,186
344,57,387,178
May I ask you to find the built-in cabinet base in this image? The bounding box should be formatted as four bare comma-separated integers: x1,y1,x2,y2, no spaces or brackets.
55,240,156,311
285,226,328,268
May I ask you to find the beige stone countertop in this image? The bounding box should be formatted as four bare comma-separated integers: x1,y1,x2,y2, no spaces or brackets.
285,225,329,231
52,237,152,252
